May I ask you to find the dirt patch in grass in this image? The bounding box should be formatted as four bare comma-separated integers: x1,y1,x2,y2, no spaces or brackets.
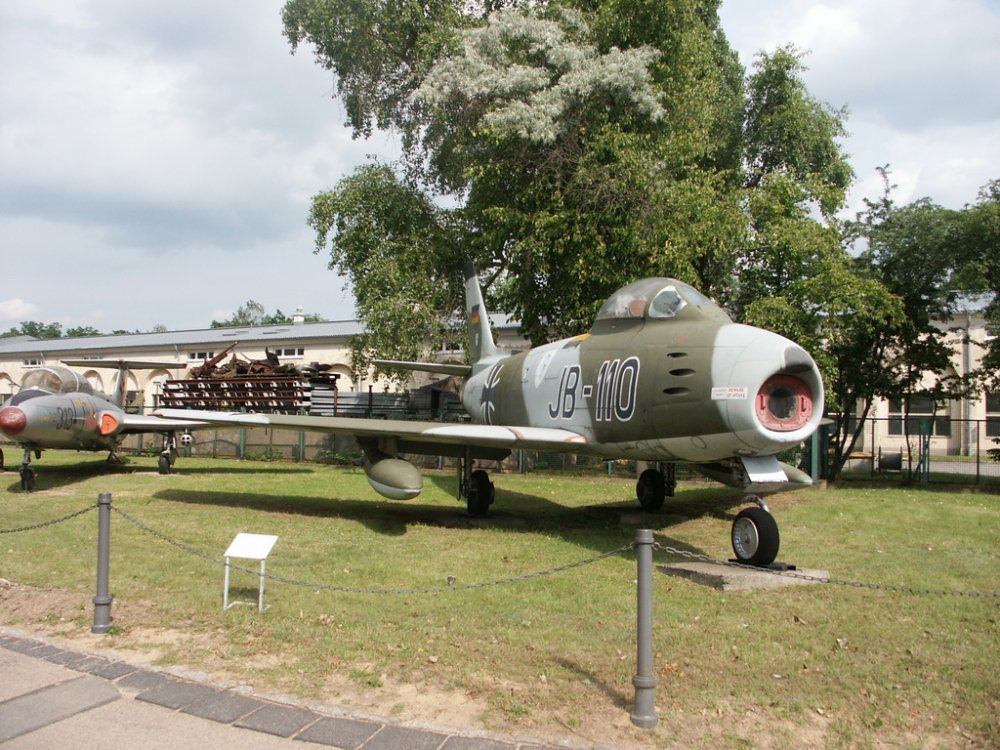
2,579,986,750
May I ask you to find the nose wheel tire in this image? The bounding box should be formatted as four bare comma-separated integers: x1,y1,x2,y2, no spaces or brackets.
731,506,779,567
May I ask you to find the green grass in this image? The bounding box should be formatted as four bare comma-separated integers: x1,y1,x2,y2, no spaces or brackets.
1,450,998,749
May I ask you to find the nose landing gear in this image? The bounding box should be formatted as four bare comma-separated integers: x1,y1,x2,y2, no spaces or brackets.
731,497,780,567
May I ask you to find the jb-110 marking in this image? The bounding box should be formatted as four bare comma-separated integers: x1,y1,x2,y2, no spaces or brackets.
545,357,640,423
157,262,824,567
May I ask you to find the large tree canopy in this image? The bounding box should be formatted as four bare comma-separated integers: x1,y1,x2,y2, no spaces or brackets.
288,0,848,355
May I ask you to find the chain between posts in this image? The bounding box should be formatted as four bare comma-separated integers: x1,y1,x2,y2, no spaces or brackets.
5,503,995,599
651,541,1000,599
110,505,634,594
0,505,95,534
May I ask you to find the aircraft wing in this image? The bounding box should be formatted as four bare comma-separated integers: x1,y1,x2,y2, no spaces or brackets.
118,414,212,433
152,409,587,453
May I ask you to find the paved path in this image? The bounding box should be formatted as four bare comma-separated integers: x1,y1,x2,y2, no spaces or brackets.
0,631,579,750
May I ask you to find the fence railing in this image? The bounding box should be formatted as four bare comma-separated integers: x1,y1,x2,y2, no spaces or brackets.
831,417,1000,484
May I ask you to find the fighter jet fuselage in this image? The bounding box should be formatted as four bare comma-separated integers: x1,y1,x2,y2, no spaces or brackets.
462,277,821,465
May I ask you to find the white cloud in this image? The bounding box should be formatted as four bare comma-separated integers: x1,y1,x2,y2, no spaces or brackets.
720,0,1000,212
1,0,997,333
0,298,40,322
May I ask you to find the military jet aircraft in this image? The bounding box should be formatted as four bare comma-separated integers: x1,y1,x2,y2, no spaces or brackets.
155,263,824,566
0,360,206,490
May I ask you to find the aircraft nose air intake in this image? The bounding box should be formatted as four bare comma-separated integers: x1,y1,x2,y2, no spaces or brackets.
755,374,814,432
0,406,27,435
754,344,821,433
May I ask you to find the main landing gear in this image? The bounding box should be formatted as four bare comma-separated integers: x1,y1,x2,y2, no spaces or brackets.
157,432,182,475
458,448,495,517
634,465,780,567
635,463,677,512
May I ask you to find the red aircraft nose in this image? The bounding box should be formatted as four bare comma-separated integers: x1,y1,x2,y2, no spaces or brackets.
0,406,27,436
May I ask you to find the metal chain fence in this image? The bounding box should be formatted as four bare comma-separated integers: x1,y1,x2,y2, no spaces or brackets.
0,505,95,534
110,505,634,595
3,499,997,599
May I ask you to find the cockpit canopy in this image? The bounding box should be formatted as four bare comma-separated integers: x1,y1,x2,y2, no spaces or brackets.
595,278,724,323
20,366,93,396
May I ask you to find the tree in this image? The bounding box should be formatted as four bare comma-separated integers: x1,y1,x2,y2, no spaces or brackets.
815,168,977,480
954,179,1000,391
65,326,102,338
307,163,466,382
1,321,63,339
210,302,324,328
294,0,751,354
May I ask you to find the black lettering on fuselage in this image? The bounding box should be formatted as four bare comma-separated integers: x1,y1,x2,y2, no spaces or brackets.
595,356,640,422
548,365,581,419
547,358,641,423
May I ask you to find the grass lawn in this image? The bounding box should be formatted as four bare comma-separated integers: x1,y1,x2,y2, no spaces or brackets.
1,450,998,749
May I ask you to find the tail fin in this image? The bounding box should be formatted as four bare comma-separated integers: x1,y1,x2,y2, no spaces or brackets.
464,261,498,366
112,363,129,406
62,359,186,406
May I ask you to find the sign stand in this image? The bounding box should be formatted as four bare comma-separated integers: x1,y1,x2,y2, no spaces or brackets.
223,533,278,612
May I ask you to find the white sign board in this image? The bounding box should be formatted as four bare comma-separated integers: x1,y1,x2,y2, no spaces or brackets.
223,533,278,612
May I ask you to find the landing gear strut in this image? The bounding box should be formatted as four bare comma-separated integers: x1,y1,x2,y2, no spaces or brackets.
458,448,494,517
731,496,780,567
19,448,36,491
635,463,676,512
158,432,179,475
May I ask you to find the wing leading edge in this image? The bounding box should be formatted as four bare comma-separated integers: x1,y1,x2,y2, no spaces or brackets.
152,408,587,453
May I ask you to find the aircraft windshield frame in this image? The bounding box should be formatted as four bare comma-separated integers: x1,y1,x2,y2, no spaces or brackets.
21,366,93,396
595,278,711,322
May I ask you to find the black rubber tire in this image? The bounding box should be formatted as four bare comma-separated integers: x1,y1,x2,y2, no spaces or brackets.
731,506,780,567
636,468,666,512
467,469,493,517
158,454,171,475
20,466,35,491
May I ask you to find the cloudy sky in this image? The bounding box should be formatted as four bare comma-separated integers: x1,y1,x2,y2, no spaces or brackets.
2,1,998,334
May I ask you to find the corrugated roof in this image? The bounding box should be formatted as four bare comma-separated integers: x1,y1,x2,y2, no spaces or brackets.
0,320,365,356
0,315,518,356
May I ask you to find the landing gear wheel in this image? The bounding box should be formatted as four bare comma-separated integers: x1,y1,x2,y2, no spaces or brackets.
0,448,4,471
158,454,171,475
731,506,780,567
467,469,494,517
636,469,666,512
20,466,35,491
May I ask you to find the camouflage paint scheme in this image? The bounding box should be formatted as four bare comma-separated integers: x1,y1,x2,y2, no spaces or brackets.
157,263,823,499
462,275,821,466
155,264,824,564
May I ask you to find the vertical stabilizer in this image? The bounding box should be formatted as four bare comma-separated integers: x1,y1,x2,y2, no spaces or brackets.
464,261,498,365
112,362,129,406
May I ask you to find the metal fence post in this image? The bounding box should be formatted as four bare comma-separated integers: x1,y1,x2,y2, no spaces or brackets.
631,528,657,728
91,492,113,634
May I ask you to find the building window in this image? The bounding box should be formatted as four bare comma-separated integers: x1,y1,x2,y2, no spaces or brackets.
277,347,304,358
888,395,951,437
986,391,1000,438
22,358,42,367
188,351,215,362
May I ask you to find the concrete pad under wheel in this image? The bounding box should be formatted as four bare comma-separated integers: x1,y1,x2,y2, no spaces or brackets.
658,561,830,591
